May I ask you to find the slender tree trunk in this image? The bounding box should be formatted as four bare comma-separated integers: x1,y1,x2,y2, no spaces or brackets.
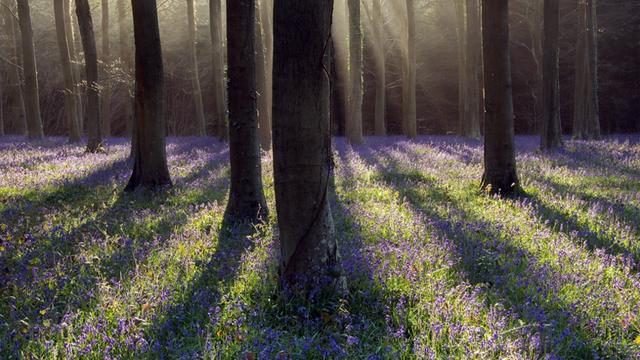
541,0,563,150
210,0,228,140
573,0,600,139
273,0,344,290
2,0,26,135
125,0,171,191
224,0,268,223
372,0,385,136
456,0,467,136
463,0,482,138
64,0,83,134
117,0,133,142
17,0,43,139
55,0,81,142
403,0,417,138
480,0,519,195
100,0,111,137
76,0,102,152
186,0,207,136
255,0,273,150
346,0,363,144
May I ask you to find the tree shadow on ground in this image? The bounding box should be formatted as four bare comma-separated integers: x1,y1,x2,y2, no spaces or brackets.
345,145,615,358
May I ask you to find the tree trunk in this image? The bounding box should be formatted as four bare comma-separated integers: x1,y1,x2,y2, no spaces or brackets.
255,0,273,151
64,0,83,133
117,0,133,143
372,0,385,136
346,0,363,144
541,0,563,150
125,0,171,191
76,0,103,152
100,0,111,137
403,0,417,139
463,0,482,138
456,0,467,136
2,0,26,135
186,0,207,136
273,0,344,291
55,0,81,142
480,0,519,196
572,0,600,139
17,0,43,139
224,0,268,223
210,0,228,140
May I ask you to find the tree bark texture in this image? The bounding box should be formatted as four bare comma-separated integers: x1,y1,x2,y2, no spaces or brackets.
541,0,563,150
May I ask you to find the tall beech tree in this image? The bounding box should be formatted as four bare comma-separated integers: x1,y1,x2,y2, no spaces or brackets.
100,0,111,136
125,0,171,191
210,0,227,140
573,0,600,139
255,0,273,151
457,0,482,138
372,0,386,136
186,0,207,136
224,0,268,223
403,0,417,138
17,0,43,139
117,0,133,139
273,0,343,288
2,0,27,135
64,0,83,131
54,0,81,142
76,0,103,152
480,0,519,195
346,0,363,145
541,0,563,150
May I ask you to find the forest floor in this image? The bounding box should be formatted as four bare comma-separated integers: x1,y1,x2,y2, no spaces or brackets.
1,135,639,359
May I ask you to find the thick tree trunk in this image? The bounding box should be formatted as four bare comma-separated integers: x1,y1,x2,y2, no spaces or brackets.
186,0,207,136
273,0,344,290
403,0,417,138
17,0,43,139
224,0,268,223
480,0,519,196
541,0,563,150
125,0,171,191
346,0,363,144
100,0,111,137
572,0,600,139
2,0,26,135
463,0,482,138
76,0,103,152
210,0,228,140
372,0,385,136
255,0,273,150
117,0,133,142
55,0,81,142
64,0,83,133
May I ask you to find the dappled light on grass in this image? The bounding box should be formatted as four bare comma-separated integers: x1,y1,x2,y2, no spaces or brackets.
1,136,639,358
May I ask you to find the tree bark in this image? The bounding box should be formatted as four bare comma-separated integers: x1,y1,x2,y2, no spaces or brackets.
125,0,171,191
273,0,344,290
100,0,111,137
255,0,273,150
76,0,103,152
186,0,207,136
572,0,600,139
456,0,467,136
346,0,363,144
55,0,81,142
16,0,43,139
480,0,519,196
2,0,26,135
224,0,268,223
403,0,417,138
64,0,83,133
210,0,228,140
372,0,385,136
541,0,563,150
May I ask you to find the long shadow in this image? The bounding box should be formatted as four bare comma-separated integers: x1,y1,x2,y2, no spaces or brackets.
349,145,618,358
